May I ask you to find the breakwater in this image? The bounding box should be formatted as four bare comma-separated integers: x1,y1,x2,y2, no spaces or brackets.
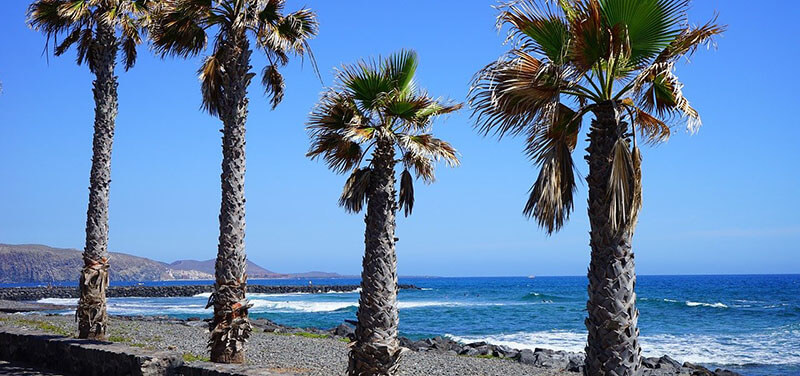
0,284,418,301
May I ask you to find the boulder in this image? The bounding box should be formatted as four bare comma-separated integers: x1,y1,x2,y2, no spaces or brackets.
333,323,354,339
518,349,536,365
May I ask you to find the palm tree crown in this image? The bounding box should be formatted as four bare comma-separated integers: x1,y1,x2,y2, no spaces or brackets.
150,0,318,113
470,0,724,233
27,0,153,71
307,50,461,215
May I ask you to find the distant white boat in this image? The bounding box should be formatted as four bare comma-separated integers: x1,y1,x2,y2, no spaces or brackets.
528,275,535,279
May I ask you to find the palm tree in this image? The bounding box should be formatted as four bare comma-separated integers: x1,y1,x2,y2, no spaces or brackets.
149,0,318,363
27,0,153,340
470,1,723,374
307,50,460,375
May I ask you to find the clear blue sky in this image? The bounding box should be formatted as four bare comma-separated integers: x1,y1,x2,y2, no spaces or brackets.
1,1,798,277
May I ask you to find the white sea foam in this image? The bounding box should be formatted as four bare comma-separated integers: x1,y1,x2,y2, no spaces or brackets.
192,292,211,298
326,288,360,294
249,300,357,313
446,329,800,366
36,298,78,305
685,301,728,308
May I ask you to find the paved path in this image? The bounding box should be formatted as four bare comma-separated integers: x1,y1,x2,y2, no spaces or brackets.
0,361,69,376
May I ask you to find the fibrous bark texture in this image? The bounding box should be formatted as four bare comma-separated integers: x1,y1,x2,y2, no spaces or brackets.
208,35,253,364
347,136,403,376
584,101,642,376
77,21,118,340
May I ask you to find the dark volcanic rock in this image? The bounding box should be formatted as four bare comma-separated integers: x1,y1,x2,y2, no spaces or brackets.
0,284,418,301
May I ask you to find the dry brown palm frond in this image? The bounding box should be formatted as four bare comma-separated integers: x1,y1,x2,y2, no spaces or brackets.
469,49,564,139
398,134,460,167
261,64,284,109
608,137,640,232
307,92,364,133
402,151,435,183
339,167,371,213
523,134,576,234
198,52,223,116
634,107,670,144
655,16,726,64
398,169,415,217
306,133,364,174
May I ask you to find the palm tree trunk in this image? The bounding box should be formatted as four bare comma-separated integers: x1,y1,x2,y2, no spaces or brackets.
209,36,253,364
584,101,642,376
347,136,403,376
77,21,118,341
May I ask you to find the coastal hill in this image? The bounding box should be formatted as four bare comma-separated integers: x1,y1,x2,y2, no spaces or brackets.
0,244,344,283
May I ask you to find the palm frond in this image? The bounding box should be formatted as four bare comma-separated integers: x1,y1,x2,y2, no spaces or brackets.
398,169,415,217
402,151,435,183
498,1,570,65
339,167,371,213
654,16,725,63
307,91,363,133
398,134,460,168
306,132,364,174
338,59,394,111
598,0,689,67
469,49,565,139
383,49,418,93
198,52,222,116
150,0,210,58
608,136,641,232
261,64,285,109
523,133,576,234
634,67,700,132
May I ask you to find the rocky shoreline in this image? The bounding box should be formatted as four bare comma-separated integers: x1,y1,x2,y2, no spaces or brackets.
0,313,742,376
244,317,740,376
0,284,418,301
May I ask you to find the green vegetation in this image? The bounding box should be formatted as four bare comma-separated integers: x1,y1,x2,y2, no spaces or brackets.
183,353,211,363
3,317,72,337
273,331,330,339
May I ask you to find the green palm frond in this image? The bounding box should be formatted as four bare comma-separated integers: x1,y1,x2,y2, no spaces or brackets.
308,50,460,216
339,59,394,111
598,0,688,67
383,49,418,92
499,1,570,65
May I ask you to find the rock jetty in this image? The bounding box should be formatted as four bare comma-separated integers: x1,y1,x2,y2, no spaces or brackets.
0,284,418,301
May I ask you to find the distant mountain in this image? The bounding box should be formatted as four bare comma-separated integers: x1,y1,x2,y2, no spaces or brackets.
169,259,285,278
0,244,171,283
0,243,345,283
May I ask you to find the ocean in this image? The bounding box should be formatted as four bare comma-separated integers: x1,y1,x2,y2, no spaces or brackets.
27,275,800,375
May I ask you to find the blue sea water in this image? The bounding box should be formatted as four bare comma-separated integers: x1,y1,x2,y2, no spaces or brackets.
23,275,800,375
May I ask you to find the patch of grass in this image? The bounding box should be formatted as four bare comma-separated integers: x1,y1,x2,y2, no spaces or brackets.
338,337,351,343
107,334,148,349
12,318,72,337
108,335,131,343
293,332,330,339
183,353,210,362
272,331,330,339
